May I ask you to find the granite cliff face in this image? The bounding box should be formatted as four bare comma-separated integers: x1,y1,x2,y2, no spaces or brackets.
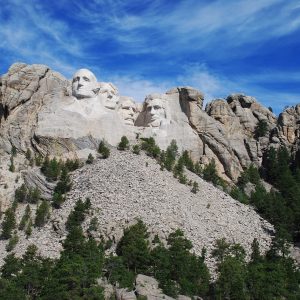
1,62,300,184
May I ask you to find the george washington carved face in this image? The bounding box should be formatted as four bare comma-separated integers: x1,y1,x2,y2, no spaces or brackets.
72,69,99,99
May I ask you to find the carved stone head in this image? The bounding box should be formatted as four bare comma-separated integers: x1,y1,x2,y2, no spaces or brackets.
117,97,137,126
100,82,119,110
72,69,99,99
144,94,166,127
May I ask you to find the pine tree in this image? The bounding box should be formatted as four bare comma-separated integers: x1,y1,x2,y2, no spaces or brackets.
15,184,28,203
18,204,31,230
116,220,150,273
163,140,178,171
25,219,32,237
98,140,110,158
28,187,41,204
52,192,65,209
1,208,16,239
54,167,71,194
35,200,50,227
181,150,194,172
255,119,268,138
141,137,160,158
6,233,19,252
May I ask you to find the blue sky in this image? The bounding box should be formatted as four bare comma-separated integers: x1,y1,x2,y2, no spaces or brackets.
1,0,300,114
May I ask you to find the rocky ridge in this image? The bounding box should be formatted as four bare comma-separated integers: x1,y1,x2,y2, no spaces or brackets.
1,62,300,189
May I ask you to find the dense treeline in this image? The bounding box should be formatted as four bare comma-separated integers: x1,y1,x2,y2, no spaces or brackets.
0,204,299,299
231,146,300,243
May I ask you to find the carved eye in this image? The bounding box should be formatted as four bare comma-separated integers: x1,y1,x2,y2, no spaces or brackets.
83,77,90,82
154,105,161,110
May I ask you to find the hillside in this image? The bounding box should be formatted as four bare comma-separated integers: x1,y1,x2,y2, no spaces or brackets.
0,149,273,270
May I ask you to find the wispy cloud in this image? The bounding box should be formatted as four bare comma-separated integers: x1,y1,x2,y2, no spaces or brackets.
0,0,300,113
107,75,170,102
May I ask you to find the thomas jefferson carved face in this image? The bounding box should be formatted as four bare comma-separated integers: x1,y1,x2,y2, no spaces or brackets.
72,69,99,99
144,96,166,127
100,82,119,110
118,98,137,126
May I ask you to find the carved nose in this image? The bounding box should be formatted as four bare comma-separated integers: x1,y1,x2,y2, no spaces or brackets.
78,78,84,87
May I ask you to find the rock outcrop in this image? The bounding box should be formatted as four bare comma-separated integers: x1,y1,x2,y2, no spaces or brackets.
271,105,300,152
0,62,300,191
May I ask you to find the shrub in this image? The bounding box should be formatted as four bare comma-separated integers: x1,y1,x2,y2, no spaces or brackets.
132,144,140,155
98,140,110,158
9,157,15,172
181,150,194,172
179,174,187,184
52,192,65,209
25,149,32,160
11,145,17,157
65,158,80,171
86,153,94,164
202,159,225,188
35,154,43,166
191,181,199,194
141,137,160,158
41,156,62,181
98,140,106,153
118,136,130,150
230,187,249,204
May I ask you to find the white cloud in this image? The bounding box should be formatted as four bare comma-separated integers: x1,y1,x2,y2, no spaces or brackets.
108,75,170,102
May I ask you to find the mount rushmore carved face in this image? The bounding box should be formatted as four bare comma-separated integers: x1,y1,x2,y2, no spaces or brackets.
72,69,99,99
100,82,119,110
117,98,137,126
144,96,166,127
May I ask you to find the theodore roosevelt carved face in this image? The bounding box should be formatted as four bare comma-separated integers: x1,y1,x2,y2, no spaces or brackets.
117,98,137,126
72,69,99,99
